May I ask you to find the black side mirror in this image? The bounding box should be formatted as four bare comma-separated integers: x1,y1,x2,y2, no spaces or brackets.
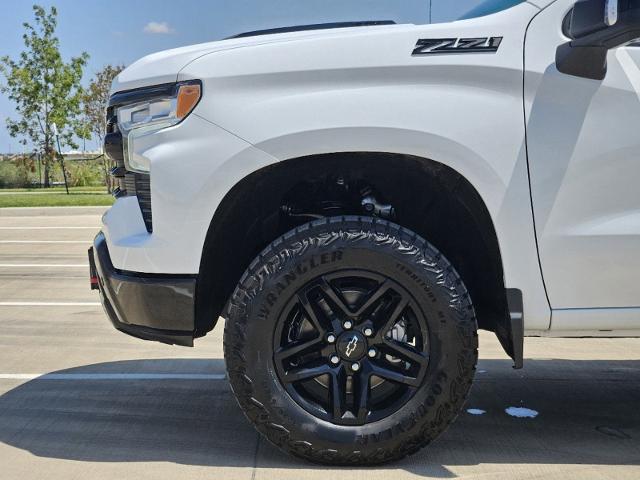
557,0,640,80
568,0,618,38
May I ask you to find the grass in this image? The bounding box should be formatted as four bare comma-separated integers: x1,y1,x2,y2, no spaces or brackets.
0,188,114,208
1,186,108,193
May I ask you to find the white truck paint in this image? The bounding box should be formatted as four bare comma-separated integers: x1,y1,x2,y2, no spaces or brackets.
525,0,640,332
102,0,640,343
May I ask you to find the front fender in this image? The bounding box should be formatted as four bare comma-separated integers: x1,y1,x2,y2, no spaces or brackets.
177,2,550,329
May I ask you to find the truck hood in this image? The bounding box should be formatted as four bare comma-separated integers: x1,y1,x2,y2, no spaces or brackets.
111,23,405,93
112,1,552,94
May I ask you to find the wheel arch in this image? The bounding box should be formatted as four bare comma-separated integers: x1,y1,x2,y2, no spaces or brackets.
194,151,522,365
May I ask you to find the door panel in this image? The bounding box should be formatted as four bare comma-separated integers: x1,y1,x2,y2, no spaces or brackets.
525,0,640,325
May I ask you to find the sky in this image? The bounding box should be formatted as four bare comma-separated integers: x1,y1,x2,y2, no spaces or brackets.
0,0,484,153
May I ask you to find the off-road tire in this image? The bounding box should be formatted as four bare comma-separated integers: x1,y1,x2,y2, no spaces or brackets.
224,216,478,465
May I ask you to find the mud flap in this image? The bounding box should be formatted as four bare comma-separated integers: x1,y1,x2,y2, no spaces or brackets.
495,289,524,369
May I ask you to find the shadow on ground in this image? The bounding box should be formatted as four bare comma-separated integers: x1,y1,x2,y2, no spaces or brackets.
0,358,638,477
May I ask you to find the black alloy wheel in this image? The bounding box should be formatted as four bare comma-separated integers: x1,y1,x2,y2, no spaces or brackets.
274,271,429,426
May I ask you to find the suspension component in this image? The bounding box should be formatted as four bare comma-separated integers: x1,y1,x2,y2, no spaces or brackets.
361,194,395,219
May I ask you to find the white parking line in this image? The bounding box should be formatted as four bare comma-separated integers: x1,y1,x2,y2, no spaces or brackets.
0,302,100,306
0,373,226,380
0,227,98,230
0,264,87,267
0,264,87,268
0,241,89,244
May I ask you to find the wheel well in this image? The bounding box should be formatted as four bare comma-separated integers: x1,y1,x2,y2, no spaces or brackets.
195,152,508,338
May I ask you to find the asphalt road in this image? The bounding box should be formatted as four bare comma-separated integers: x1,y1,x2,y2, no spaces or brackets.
0,206,638,480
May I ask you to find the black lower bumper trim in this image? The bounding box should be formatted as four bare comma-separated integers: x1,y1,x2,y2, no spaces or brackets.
91,232,196,347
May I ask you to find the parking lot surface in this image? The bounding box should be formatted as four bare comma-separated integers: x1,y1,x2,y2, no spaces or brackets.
0,206,638,480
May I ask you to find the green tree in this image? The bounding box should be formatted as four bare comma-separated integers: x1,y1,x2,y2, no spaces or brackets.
0,5,89,187
82,64,124,192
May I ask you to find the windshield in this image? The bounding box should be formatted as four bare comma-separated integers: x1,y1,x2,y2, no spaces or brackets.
458,0,527,20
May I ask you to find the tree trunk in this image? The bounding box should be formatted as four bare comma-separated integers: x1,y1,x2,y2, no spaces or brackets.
43,138,53,188
43,152,50,188
103,155,111,194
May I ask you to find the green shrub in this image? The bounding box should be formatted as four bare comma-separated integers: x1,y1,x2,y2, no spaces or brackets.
0,160,33,188
67,161,105,187
1,156,108,189
49,159,107,187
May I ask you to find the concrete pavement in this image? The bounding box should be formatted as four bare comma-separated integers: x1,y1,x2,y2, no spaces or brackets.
0,207,638,480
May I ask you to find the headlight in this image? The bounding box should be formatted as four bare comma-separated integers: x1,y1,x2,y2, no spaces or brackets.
116,81,202,173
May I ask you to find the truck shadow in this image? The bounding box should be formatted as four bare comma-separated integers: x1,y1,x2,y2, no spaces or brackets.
0,357,638,477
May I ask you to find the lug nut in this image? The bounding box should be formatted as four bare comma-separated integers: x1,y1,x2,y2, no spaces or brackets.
351,362,361,372
330,355,340,365
368,348,377,358
343,320,353,330
363,327,373,337
327,334,336,344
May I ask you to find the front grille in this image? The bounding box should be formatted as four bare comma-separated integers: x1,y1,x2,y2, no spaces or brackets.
105,106,153,233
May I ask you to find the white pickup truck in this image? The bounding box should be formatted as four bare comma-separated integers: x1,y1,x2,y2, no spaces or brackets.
89,0,640,465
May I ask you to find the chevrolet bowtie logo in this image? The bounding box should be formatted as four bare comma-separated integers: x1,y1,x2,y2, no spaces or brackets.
345,336,359,357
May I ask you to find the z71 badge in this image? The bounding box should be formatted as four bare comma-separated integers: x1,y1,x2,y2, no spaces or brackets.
412,37,503,56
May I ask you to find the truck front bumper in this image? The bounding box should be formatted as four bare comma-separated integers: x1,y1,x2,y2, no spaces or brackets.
89,232,196,347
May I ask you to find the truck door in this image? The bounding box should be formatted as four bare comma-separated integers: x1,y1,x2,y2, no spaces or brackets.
525,0,640,331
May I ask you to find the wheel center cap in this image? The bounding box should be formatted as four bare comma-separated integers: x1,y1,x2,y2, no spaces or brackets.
336,331,367,360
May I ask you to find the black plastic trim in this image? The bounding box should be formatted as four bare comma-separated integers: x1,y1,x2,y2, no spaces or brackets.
104,131,123,163
110,166,126,178
506,289,524,370
91,232,196,347
557,6,640,80
227,21,395,39
108,83,176,109
134,174,153,233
